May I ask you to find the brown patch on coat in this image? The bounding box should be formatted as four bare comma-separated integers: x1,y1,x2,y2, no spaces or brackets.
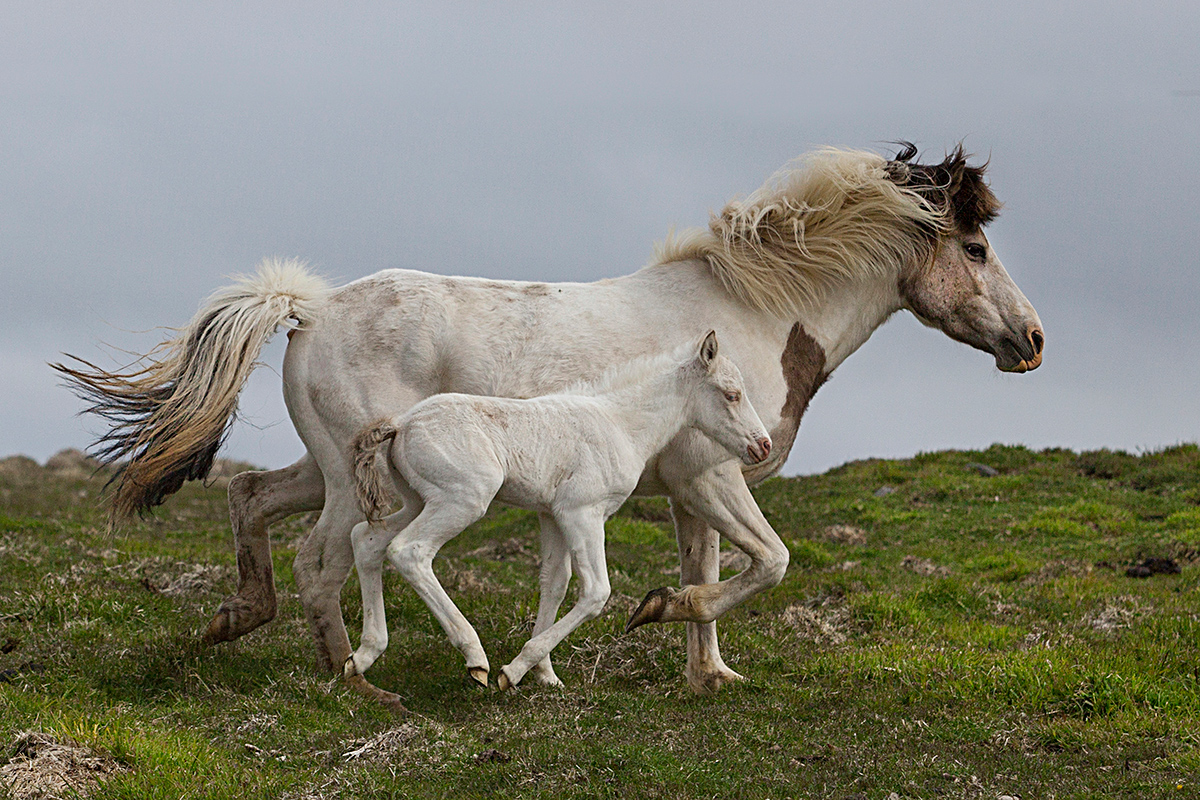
885,142,1002,232
743,323,828,484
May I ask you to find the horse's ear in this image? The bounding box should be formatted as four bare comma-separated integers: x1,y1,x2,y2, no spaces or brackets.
698,330,719,370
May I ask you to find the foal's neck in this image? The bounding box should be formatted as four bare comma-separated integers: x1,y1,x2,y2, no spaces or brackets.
598,368,690,465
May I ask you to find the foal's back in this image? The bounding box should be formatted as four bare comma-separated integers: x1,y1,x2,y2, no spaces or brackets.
395,392,641,514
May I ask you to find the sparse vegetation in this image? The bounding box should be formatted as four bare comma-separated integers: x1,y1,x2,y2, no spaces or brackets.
2,444,1199,798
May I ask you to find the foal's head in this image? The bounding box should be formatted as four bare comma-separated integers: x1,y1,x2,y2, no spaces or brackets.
685,331,772,465
887,143,1044,373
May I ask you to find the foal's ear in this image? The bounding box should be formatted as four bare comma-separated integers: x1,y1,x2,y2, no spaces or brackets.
698,330,719,370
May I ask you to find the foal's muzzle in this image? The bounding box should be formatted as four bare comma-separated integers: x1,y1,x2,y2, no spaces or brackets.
746,436,772,464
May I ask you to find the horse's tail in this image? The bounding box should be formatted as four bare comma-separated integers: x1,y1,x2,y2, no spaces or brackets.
52,258,330,526
352,421,400,523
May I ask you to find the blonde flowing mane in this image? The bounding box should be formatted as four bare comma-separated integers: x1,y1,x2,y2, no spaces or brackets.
651,148,948,318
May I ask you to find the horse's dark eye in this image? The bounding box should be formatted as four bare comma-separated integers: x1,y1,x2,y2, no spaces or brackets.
725,391,740,403
965,243,987,261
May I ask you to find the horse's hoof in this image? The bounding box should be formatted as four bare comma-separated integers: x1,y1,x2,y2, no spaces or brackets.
468,667,489,688
343,655,360,678
344,673,408,714
497,671,513,691
201,598,275,645
686,665,745,695
625,587,674,632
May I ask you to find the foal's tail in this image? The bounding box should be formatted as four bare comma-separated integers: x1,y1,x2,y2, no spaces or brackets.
352,422,400,523
52,258,330,526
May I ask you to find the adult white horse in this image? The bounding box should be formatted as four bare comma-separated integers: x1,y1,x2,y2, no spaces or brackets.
56,143,1043,697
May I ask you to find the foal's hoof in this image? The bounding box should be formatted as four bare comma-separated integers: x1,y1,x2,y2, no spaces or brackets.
497,668,518,692
468,667,490,688
625,587,675,632
343,655,361,678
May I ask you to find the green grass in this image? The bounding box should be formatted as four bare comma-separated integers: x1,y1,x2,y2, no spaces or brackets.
2,444,1199,798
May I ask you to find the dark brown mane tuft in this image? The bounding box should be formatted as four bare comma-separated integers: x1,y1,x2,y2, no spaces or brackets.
885,141,1001,231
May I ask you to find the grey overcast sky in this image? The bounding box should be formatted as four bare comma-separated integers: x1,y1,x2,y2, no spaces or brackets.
3,2,1198,475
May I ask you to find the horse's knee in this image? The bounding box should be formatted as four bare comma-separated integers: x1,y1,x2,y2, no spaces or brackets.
759,541,789,587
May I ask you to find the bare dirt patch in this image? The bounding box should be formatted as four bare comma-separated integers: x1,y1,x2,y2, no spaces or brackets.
0,732,126,800
900,555,951,577
819,525,868,546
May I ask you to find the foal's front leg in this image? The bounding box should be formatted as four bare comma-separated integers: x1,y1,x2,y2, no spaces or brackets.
498,508,610,690
527,512,571,688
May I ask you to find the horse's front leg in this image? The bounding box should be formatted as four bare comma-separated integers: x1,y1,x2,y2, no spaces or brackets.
670,501,743,694
204,454,325,646
627,462,788,660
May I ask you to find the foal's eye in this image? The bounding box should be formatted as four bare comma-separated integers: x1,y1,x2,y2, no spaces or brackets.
964,243,987,261
725,391,740,403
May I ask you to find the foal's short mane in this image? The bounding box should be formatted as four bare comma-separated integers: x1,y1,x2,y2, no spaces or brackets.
560,343,692,398
651,143,1000,318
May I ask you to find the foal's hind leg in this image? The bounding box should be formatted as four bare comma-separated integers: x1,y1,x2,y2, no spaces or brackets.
345,491,424,678
527,512,571,688
387,492,496,684
205,455,325,646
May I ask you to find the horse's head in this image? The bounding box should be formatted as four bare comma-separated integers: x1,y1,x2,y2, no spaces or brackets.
688,331,773,465
889,144,1044,373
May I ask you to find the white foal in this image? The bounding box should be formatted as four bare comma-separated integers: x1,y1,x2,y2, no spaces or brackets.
344,331,771,692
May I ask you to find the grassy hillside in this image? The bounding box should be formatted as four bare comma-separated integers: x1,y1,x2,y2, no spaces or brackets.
1,444,1198,799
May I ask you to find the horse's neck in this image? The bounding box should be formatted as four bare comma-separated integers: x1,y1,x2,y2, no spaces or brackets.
597,370,689,464
794,272,905,372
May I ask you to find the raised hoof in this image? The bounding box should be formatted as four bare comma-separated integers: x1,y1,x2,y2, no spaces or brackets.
625,587,675,632
468,667,489,688
344,673,408,715
343,655,361,678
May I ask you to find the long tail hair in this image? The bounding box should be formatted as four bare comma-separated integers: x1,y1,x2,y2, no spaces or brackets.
52,258,330,525
351,421,400,523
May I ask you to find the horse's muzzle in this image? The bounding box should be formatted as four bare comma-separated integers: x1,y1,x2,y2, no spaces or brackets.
1000,325,1044,374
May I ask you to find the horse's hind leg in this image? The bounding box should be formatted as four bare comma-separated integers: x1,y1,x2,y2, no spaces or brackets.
294,491,363,674
204,454,325,646
527,512,571,688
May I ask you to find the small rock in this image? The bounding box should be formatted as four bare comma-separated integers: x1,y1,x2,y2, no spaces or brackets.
873,486,896,497
966,462,999,477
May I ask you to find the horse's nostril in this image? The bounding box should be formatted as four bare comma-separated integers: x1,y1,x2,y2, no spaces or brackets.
760,438,771,455
1029,328,1044,354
